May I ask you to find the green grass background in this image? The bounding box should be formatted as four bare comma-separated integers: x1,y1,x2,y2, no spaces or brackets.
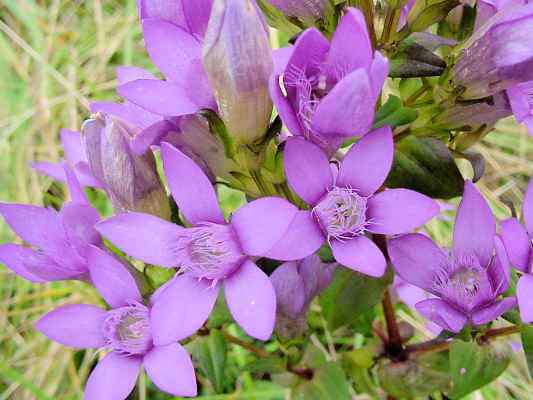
1,0,533,398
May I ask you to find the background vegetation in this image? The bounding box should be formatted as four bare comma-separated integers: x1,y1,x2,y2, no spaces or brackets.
1,0,532,398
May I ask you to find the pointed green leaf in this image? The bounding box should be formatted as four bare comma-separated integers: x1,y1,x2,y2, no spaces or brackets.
293,363,351,400
191,329,228,393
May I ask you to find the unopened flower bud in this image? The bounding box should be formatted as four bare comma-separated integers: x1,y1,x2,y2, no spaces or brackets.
82,113,170,219
270,255,335,339
203,0,274,144
266,0,331,21
452,3,533,99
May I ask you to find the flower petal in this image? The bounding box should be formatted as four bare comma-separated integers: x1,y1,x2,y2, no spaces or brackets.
230,197,297,257
415,299,467,333
84,352,141,400
264,211,325,261
269,74,304,136
63,163,89,205
524,177,533,235
326,8,372,73
284,137,333,205
0,244,46,282
90,101,161,130
182,0,212,38
88,246,142,308
130,119,177,155
500,218,530,272
116,66,157,84
471,297,517,325
369,51,389,96
273,46,293,75
96,212,183,267
453,181,496,267
224,260,276,340
518,274,533,323
312,69,374,138
366,189,439,235
337,126,393,196
60,129,86,165
489,236,511,296
35,304,106,348
388,233,447,292
150,275,219,345
142,19,201,84
138,0,186,27
144,343,197,397
60,203,101,258
330,236,386,277
117,79,200,117
161,142,224,225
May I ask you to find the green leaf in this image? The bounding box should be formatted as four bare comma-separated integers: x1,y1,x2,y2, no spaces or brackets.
521,325,533,380
191,330,228,393
243,356,287,374
293,363,351,400
448,340,510,399
319,267,393,330
374,95,418,128
386,136,464,199
207,294,233,329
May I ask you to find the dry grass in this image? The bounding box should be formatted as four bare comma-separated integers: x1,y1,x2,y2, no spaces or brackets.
1,1,532,399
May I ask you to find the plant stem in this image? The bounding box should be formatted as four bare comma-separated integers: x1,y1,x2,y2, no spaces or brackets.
221,330,270,358
381,6,401,45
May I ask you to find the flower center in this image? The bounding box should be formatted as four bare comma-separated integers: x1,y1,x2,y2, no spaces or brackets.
102,303,152,356
312,187,368,242
176,223,245,282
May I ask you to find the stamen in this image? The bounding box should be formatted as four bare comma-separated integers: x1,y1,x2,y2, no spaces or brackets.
102,302,152,356
312,186,368,242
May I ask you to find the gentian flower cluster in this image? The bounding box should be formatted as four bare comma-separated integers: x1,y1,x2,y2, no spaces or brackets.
3,0,533,398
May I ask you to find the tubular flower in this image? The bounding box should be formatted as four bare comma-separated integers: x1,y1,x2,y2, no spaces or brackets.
96,143,303,342
268,126,439,278
389,182,516,333
269,8,389,154
0,165,101,282
36,246,197,399
500,176,533,322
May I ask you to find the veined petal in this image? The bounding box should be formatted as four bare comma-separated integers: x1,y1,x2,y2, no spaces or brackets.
137,0,186,27
416,299,467,333
330,236,386,277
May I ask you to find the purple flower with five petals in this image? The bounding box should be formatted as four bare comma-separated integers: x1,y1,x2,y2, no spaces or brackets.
269,8,389,154
36,246,197,399
96,143,302,343
274,126,439,277
389,181,516,333
0,165,102,282
500,176,533,322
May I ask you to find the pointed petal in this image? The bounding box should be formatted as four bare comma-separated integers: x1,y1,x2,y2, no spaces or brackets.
138,0,186,27
60,129,86,164
150,275,219,345
32,162,66,182
88,246,142,308
264,211,325,261
326,8,372,73
369,51,389,97
142,19,201,84
90,101,161,130
415,299,467,333
130,120,177,155
500,218,530,272
161,142,224,225
388,233,446,292
182,0,213,38
471,297,517,325
117,79,200,117
337,126,393,196
84,352,141,400
330,236,386,277
144,343,197,397
63,163,88,204
96,212,182,267
524,177,533,235
312,69,374,138
231,197,297,257
518,275,533,323
0,244,46,282
453,181,496,267
116,66,157,84
284,137,333,205
367,189,439,234
35,304,106,348
224,260,276,340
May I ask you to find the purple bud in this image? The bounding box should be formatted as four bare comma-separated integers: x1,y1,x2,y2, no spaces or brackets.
271,255,336,339
266,0,331,20
203,0,274,144
82,113,170,219
452,3,533,99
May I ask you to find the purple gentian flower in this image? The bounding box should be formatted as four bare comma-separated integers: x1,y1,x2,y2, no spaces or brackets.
389,181,516,333
0,165,101,282
500,177,533,322
36,246,197,399
270,255,335,339
266,0,331,21
33,129,103,189
96,143,301,342
452,2,533,99
272,126,439,277
269,8,389,154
